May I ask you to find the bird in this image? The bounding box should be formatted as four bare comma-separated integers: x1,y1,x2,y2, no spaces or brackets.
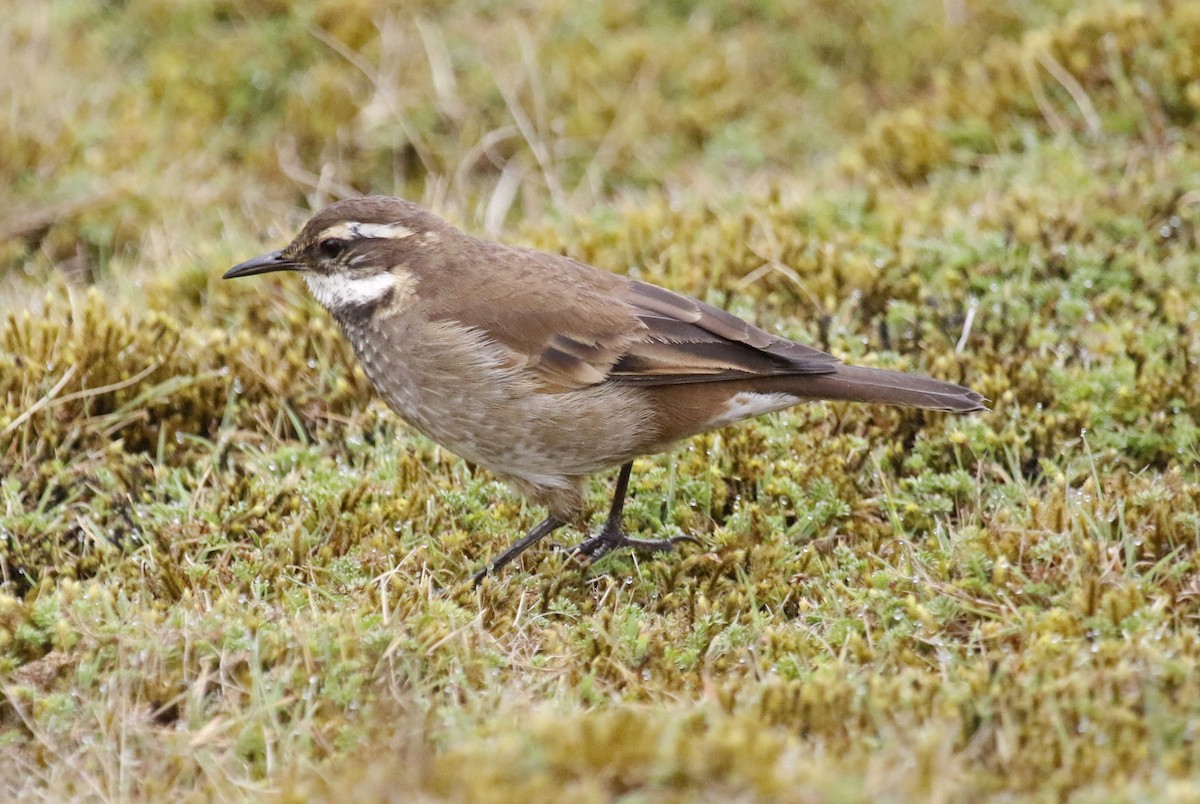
224,196,985,585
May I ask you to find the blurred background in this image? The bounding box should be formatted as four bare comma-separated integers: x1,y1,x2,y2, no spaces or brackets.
3,0,1103,287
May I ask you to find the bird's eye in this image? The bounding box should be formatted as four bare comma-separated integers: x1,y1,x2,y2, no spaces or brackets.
318,238,347,259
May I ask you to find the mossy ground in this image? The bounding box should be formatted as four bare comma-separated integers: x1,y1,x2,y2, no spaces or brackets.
3,1,1200,800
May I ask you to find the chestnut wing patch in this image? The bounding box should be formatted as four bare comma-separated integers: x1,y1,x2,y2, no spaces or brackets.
535,332,629,388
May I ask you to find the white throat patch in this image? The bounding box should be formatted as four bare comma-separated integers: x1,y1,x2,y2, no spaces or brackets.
305,271,397,311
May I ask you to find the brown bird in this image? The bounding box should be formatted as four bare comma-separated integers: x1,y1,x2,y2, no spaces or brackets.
225,196,984,584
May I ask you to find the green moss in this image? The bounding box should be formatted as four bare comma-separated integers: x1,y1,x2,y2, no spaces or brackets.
849,2,1200,182
4,0,1200,800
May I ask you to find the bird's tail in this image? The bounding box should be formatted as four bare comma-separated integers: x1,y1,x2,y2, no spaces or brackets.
781,365,986,412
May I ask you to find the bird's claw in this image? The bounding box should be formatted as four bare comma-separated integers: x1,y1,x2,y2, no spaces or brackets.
570,530,700,563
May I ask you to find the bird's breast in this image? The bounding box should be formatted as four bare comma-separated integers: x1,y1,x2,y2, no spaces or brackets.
336,313,658,485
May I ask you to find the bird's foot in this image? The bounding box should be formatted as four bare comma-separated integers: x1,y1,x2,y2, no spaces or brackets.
570,525,700,563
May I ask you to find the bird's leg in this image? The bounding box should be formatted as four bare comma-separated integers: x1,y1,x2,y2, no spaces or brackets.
573,462,699,561
472,515,567,586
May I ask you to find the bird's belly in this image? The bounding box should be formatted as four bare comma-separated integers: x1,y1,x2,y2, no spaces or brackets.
379,372,653,486
346,319,656,486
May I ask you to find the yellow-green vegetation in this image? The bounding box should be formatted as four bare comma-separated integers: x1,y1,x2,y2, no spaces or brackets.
3,0,1200,799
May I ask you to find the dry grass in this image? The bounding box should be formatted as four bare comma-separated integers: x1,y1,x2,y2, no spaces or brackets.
3,0,1200,800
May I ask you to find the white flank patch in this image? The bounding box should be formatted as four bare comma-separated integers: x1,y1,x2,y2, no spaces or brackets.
318,221,415,241
305,271,397,311
709,392,798,428
511,470,573,490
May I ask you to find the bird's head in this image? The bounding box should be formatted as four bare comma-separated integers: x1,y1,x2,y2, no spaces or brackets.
224,196,445,315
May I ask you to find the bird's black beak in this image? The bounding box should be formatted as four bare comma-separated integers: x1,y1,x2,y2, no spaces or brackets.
223,250,303,279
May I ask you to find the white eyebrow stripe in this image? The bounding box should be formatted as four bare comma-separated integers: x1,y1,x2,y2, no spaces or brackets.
317,221,415,241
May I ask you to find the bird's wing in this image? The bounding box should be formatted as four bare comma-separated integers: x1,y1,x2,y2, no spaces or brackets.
607,280,840,386
440,245,840,391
